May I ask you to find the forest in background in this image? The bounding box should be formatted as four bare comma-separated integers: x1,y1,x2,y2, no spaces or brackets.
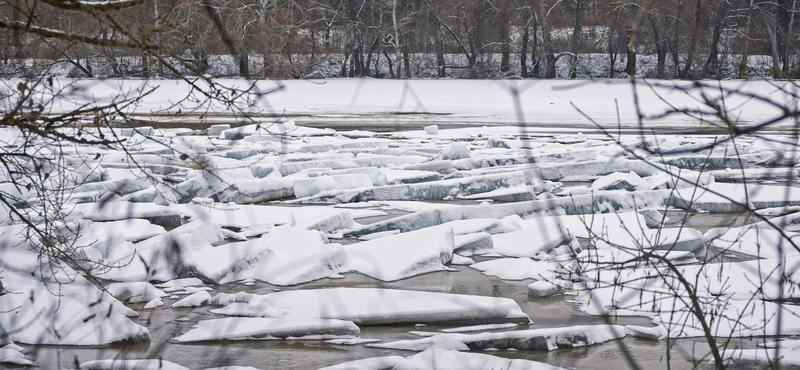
0,0,798,79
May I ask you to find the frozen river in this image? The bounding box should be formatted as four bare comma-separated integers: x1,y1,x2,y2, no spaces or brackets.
3,79,800,370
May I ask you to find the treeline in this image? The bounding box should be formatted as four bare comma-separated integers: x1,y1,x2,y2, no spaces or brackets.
0,0,797,79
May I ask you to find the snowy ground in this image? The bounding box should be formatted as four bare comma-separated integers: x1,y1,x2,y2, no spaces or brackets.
2,79,800,369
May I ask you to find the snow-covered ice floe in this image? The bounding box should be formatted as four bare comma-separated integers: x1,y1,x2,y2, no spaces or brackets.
209,288,530,325
172,317,360,342
369,324,625,351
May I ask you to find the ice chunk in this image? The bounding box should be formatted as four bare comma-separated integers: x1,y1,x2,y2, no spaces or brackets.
107,282,166,303
711,348,800,369
211,176,299,203
370,324,625,351
704,226,800,258
79,359,189,370
324,337,381,345
305,171,527,203
472,258,561,281
100,219,224,282
527,280,571,298
279,156,425,176
343,225,454,281
189,228,348,285
0,347,32,366
144,298,164,309
210,288,530,325
172,317,359,342
383,169,441,184
711,167,799,182
393,347,566,370
459,184,536,202
424,125,439,135
171,291,212,308
0,285,149,345
490,228,572,257
317,356,404,370
591,172,641,191
661,155,747,170
624,325,666,340
156,278,204,289
433,143,471,160
207,124,231,136
453,232,494,255
441,323,518,333
294,174,372,198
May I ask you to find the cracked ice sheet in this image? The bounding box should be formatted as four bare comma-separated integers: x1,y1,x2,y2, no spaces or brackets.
209,288,530,325
172,317,359,342
574,256,800,338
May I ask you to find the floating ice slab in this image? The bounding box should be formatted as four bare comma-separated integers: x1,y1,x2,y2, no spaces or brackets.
0,347,32,366
294,174,372,198
528,280,572,297
343,225,454,281
441,323,518,333
79,359,189,370
383,169,441,184
172,317,359,342
107,282,167,303
210,288,530,325
189,228,348,285
317,356,404,370
705,226,800,258
471,258,562,281
0,285,149,345
171,290,212,308
489,228,572,257
393,347,567,370
370,324,625,351
304,171,527,203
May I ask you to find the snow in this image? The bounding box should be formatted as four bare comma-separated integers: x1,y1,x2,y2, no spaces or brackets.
370,324,625,351
210,288,530,325
172,317,360,342
171,290,212,308
343,225,454,281
0,346,33,366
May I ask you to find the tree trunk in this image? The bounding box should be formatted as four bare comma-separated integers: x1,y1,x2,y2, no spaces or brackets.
569,0,584,78
402,42,411,78
532,15,539,77
624,4,638,77
392,0,402,79
500,0,511,74
435,19,445,77
738,0,754,78
702,1,729,79
239,54,249,77
539,1,556,78
652,16,666,78
680,0,703,79
521,12,530,78
608,9,618,78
